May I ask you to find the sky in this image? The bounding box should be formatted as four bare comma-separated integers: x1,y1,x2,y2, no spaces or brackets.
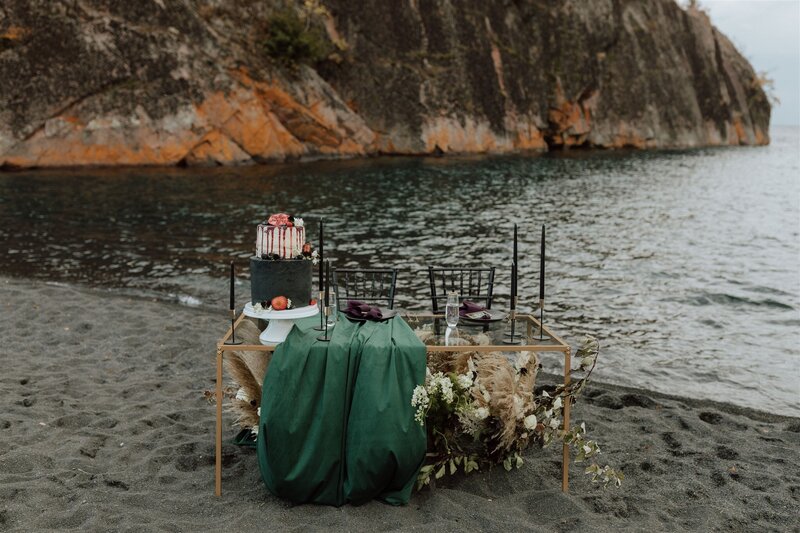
702,0,800,126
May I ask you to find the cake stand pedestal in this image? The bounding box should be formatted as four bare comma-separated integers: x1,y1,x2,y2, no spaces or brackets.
242,303,319,345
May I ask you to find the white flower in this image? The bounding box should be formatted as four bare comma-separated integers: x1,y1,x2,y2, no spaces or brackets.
474,407,489,420
523,414,538,430
411,385,430,426
456,373,473,390
411,385,429,408
553,397,563,410
422,373,455,404
294,217,304,228
438,376,455,404
549,418,560,429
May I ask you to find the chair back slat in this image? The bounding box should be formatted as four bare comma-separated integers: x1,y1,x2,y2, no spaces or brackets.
332,268,398,310
427,267,496,313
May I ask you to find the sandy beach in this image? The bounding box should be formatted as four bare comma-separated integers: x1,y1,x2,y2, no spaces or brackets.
1,275,798,532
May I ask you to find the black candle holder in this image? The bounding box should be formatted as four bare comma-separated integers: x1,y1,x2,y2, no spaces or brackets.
224,308,242,345
317,306,332,342
313,291,326,331
503,300,522,345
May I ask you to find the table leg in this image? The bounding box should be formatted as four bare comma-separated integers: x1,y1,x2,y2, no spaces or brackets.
562,346,571,493
215,347,223,497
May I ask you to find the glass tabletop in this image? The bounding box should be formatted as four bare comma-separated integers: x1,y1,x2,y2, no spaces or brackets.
402,313,568,352
221,312,569,353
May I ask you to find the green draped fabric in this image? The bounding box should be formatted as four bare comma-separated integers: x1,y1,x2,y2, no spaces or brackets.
257,314,427,506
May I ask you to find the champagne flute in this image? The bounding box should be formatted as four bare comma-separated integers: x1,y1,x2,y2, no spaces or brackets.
327,291,338,327
445,291,460,328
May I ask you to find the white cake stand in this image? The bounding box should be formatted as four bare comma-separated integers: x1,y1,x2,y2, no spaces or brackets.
242,302,319,345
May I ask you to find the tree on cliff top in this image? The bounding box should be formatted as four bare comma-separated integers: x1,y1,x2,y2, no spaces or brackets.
263,1,334,69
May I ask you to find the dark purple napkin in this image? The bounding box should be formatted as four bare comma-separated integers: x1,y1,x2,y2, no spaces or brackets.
346,300,383,321
459,300,485,314
459,300,492,319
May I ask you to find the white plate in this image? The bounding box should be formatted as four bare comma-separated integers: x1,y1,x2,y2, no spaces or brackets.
242,302,319,320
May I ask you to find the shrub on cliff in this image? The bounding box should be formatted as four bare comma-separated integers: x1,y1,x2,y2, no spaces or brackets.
263,7,331,68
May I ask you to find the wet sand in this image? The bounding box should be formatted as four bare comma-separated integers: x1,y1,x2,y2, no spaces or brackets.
1,276,798,532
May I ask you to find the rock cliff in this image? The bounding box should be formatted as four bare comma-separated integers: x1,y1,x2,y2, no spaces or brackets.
0,0,770,168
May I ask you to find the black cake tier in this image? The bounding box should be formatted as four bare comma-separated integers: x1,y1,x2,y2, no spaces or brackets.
250,257,313,306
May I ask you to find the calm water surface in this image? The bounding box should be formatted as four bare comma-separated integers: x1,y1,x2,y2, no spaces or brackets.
1,128,798,415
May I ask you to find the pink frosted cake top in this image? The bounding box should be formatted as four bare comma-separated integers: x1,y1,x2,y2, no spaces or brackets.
255,213,309,259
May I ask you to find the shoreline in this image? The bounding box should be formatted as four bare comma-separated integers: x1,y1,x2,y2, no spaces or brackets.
0,134,785,174
537,371,799,426
2,274,795,421
1,275,798,531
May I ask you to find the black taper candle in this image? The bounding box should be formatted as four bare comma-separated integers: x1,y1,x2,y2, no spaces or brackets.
324,260,330,307
513,223,518,297
229,261,235,310
511,261,517,310
318,220,324,293
539,224,545,301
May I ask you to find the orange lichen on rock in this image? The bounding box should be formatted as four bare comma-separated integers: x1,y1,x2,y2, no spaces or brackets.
2,131,197,168
546,83,597,148
0,67,381,168
753,126,768,145
184,130,250,166
512,124,547,151
606,121,649,149
422,117,507,153
0,26,29,40
731,115,747,145
232,68,362,153
195,89,305,161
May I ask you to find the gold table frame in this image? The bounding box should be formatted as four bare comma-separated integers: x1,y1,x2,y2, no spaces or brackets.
214,313,572,497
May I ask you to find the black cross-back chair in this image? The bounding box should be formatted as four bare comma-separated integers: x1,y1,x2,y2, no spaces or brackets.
332,268,399,310
427,266,496,314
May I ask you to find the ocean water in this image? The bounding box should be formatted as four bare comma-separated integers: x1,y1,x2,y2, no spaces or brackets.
1,127,798,415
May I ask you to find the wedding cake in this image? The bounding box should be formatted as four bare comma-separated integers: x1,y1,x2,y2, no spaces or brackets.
250,213,314,308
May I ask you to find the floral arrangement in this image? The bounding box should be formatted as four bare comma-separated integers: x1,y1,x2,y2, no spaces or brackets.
412,336,623,490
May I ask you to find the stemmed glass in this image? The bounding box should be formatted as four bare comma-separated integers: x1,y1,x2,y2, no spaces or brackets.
445,291,460,328
326,291,338,328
